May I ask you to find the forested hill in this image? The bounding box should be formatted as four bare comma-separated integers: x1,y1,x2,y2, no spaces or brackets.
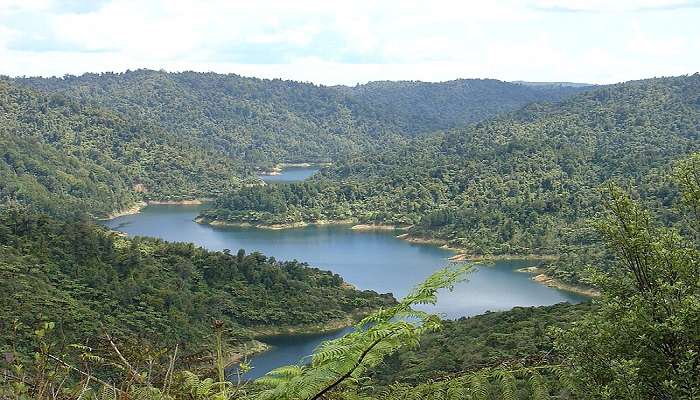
4,70,586,217
0,78,245,217
17,70,405,166
17,71,585,165
0,207,394,370
202,74,700,279
336,79,590,134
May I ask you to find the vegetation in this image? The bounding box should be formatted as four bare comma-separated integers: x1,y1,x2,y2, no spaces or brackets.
336,79,589,134
369,302,595,388
553,181,700,398
203,74,700,284
5,160,698,399
0,206,394,388
2,70,699,399
19,71,583,166
0,78,245,217
3,71,583,218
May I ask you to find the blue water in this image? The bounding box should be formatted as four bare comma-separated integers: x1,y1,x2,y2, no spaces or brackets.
103,162,585,380
103,205,585,379
259,166,319,183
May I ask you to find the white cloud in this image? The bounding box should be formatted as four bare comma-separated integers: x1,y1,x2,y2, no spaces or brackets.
0,0,698,84
532,0,698,12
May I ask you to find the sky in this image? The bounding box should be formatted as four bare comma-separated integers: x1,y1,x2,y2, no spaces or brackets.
0,0,698,85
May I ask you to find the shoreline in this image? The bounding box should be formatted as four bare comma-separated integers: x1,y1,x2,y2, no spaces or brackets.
258,162,332,176
447,253,559,262
515,266,600,297
258,165,283,176
197,218,416,232
396,233,559,262
350,223,412,231
223,340,270,369
101,199,210,220
147,198,210,205
196,217,356,230
199,219,558,261
101,201,148,220
226,309,376,369
190,215,602,298
248,312,364,338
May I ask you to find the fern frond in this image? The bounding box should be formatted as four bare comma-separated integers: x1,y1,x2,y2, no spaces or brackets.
497,370,517,400
470,371,489,400
529,370,550,400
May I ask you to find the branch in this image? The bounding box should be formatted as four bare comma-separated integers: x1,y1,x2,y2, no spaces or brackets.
47,354,124,395
104,332,143,383
311,329,396,400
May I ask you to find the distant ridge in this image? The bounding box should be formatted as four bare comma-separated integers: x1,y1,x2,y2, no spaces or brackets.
335,78,590,133
1,70,590,217
512,80,595,88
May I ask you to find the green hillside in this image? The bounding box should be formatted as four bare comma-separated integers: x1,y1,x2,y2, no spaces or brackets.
0,78,245,217
202,74,700,283
337,79,589,134
3,71,583,217
0,207,394,374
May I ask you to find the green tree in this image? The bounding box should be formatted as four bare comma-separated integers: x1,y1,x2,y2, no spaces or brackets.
554,177,700,399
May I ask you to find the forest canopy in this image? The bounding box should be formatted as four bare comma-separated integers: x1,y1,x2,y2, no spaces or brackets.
1,71,584,218
203,74,700,284
0,206,394,375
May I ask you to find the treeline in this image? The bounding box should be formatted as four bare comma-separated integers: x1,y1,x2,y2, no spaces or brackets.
0,206,394,375
2,71,582,217
204,74,700,283
18,71,584,165
336,79,590,134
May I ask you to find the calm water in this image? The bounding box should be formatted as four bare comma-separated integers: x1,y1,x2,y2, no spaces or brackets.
259,166,319,183
103,205,586,379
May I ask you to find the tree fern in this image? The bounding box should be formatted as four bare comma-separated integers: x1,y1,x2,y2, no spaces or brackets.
529,370,549,400
252,264,472,400
496,370,517,400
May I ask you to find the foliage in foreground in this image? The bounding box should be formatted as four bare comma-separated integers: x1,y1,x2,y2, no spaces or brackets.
370,302,595,389
553,173,700,398
0,265,472,399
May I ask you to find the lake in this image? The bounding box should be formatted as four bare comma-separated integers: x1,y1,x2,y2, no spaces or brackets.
103,204,586,379
103,165,585,379
259,166,319,183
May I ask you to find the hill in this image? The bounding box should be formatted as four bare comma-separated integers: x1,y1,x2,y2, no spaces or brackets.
17,72,586,166
336,78,589,134
0,207,394,372
0,78,245,217
201,74,700,283
4,71,585,217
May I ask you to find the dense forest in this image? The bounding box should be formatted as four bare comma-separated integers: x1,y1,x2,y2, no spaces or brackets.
3,154,698,398
0,78,246,217
2,71,582,218
2,69,699,399
0,206,394,381
369,302,595,388
336,79,590,134
18,71,584,165
203,74,700,284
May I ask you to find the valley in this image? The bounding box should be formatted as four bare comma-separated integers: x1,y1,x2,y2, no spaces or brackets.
103,201,586,379
2,71,698,399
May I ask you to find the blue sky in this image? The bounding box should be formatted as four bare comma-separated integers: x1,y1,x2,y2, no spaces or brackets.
0,0,698,85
